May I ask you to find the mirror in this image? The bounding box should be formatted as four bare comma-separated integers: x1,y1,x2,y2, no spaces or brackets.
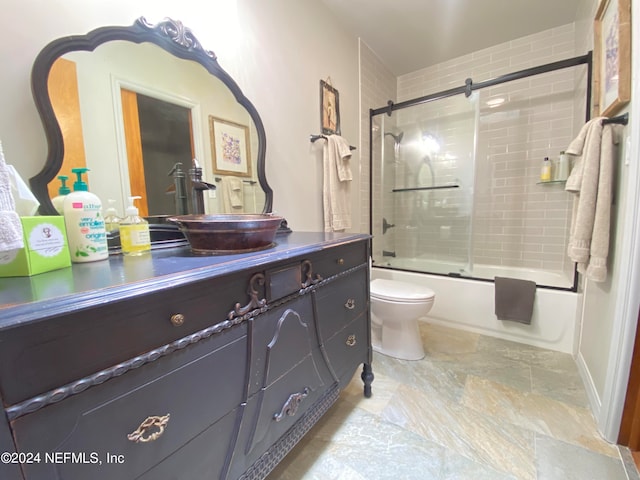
29,17,273,217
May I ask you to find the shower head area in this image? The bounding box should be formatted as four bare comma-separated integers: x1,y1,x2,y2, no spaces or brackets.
370,54,592,290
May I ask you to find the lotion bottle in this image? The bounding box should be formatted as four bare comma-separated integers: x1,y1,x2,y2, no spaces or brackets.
540,157,551,182
63,168,109,262
51,175,71,215
120,196,151,256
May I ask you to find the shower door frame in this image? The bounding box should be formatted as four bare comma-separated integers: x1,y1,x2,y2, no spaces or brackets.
369,52,593,293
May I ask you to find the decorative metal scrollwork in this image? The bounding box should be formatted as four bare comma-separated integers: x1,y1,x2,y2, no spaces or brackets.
127,414,171,443
273,388,310,422
301,260,322,288
228,273,267,320
137,17,216,58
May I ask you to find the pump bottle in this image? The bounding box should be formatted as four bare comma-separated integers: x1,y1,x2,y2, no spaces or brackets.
104,199,122,233
120,196,151,256
52,175,71,215
63,168,109,262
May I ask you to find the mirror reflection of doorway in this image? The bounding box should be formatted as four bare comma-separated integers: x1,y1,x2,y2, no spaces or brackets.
120,89,194,216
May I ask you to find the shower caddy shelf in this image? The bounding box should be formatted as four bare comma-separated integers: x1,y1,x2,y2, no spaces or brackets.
536,180,567,186
534,113,628,187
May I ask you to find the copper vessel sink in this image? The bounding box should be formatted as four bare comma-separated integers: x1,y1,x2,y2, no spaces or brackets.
166,214,283,254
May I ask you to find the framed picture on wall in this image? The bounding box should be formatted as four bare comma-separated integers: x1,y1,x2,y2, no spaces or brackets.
320,79,341,135
593,0,631,117
209,116,252,177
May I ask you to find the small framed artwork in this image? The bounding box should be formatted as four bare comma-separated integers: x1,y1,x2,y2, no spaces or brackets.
320,79,340,135
209,116,252,177
593,0,631,117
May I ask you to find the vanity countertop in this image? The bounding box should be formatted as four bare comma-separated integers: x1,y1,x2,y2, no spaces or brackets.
0,231,370,328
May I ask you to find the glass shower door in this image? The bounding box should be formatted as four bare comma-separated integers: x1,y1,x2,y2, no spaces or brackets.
371,93,479,275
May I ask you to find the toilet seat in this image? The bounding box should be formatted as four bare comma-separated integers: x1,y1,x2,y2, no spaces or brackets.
371,279,435,302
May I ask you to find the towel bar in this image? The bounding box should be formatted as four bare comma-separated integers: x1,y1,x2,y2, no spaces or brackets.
214,177,257,185
310,134,356,150
602,113,628,126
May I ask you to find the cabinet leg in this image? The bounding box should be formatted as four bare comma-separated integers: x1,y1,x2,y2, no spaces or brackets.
361,363,374,398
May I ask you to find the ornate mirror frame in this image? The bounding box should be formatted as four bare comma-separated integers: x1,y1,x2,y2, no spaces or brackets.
29,17,273,215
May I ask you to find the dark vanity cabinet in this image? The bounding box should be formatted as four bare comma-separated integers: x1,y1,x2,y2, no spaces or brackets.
0,232,372,480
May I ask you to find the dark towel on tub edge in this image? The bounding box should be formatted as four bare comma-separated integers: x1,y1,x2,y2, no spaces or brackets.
494,276,537,325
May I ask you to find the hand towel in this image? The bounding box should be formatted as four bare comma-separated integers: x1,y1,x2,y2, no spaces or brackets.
494,277,536,324
0,141,24,252
220,176,244,213
323,135,353,232
564,117,614,282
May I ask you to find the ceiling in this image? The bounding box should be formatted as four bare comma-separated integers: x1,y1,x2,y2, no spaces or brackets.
321,0,589,76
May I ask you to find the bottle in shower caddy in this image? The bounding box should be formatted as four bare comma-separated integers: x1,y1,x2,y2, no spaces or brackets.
119,196,151,256
540,157,552,182
556,151,570,181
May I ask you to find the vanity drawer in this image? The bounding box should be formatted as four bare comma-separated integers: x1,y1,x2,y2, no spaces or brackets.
307,241,368,279
12,326,247,480
324,312,369,384
315,270,369,343
0,270,258,405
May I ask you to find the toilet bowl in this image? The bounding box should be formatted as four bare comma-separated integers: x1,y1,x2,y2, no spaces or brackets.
370,278,435,360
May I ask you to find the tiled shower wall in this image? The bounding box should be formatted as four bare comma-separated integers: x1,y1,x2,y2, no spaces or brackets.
374,23,584,276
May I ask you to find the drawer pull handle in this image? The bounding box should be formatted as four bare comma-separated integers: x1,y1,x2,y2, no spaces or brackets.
127,414,171,443
170,314,185,327
273,388,309,422
346,335,357,347
337,258,345,265
344,298,356,310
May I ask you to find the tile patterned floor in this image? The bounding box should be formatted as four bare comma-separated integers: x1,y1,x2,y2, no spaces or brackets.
268,322,640,480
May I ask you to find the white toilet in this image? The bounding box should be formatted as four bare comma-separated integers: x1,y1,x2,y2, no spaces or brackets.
370,278,435,361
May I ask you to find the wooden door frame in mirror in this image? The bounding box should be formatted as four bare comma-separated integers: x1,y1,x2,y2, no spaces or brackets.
29,17,273,215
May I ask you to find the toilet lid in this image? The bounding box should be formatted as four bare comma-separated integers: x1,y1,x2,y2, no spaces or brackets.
370,279,435,302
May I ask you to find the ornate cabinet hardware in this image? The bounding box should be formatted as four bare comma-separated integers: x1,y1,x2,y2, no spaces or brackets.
170,313,185,326
273,388,310,422
344,298,356,310
301,260,322,288
228,273,267,320
346,335,357,347
127,414,171,443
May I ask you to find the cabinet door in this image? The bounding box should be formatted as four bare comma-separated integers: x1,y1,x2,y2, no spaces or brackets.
12,325,246,480
236,298,331,473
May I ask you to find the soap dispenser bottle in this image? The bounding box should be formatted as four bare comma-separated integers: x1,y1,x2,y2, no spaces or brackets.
63,167,109,262
104,199,121,233
52,175,71,215
540,157,551,182
120,196,151,256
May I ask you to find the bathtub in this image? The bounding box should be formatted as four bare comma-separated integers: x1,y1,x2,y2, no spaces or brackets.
372,260,581,354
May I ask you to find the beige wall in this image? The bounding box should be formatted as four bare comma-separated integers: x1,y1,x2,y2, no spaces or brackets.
0,0,361,232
